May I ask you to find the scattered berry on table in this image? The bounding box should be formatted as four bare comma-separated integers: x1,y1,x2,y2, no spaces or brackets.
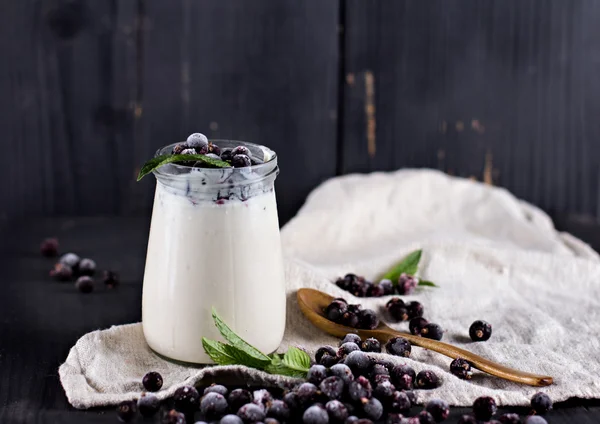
340,333,362,346
457,415,479,424
173,385,200,413
373,373,391,386
229,388,252,412
338,342,361,359
498,413,522,423
369,364,389,381
421,323,444,341
391,368,414,391
385,337,412,357
389,391,411,414
172,143,189,155
103,270,119,288
320,376,345,400
237,403,265,422
137,392,160,417
373,379,396,403
60,252,80,268
425,399,450,422
40,238,59,257
362,397,383,420
357,309,379,329
316,346,338,367
75,276,94,293
296,382,319,406
531,392,552,415
330,363,355,386
307,364,328,385
391,364,416,383
361,338,381,353
417,410,437,424
186,133,209,149
366,284,385,297
220,414,244,424
348,376,373,402
396,273,418,295
404,390,417,406
473,396,497,421
406,301,424,319
469,320,492,342
326,300,348,322
232,154,251,168
385,413,405,424
253,389,274,411
386,298,409,322
415,370,440,389
267,400,290,421
116,400,137,422
344,351,372,377
200,392,228,419
345,416,360,424
409,317,429,336
50,263,73,281
142,371,163,392
78,258,96,276
525,416,548,424
163,409,186,423
204,384,228,397
326,399,349,421
303,404,329,424
378,279,394,295
282,391,300,413
450,358,473,380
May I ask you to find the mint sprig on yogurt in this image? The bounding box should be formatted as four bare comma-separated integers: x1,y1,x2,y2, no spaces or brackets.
137,153,230,181
202,309,310,378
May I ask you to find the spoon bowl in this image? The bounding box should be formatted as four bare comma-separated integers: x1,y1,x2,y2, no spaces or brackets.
297,288,553,387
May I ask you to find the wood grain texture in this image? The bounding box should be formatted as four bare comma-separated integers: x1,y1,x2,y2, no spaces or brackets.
342,0,600,221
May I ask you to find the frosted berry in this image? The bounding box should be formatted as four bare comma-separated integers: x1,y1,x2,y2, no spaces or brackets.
340,334,362,346
221,415,244,424
142,371,163,391
378,279,394,295
330,363,354,386
385,337,411,357
232,154,251,167
357,309,379,330
232,145,251,157
220,149,234,162
303,404,328,424
172,143,188,154
361,338,381,353
385,413,405,424
525,417,548,424
308,365,329,385
473,396,497,421
186,133,209,149
338,342,360,358
421,323,444,341
417,410,436,424
386,298,409,322
316,346,338,367
200,392,228,419
366,284,385,297
320,376,345,400
228,388,252,412
75,276,94,293
40,238,59,257
204,384,228,397
415,370,439,389
326,400,348,422
499,413,522,423
237,403,265,422
406,301,424,319
469,320,492,342
531,392,552,415
78,258,96,276
373,379,395,403
362,397,383,420
117,400,137,422
173,385,200,413
396,273,417,295
180,148,196,155
343,351,372,377
283,392,300,413
50,263,73,281
60,252,81,269
326,300,348,322
296,382,319,406
450,358,472,380
348,376,372,402
369,364,389,381
137,392,160,417
425,399,449,422
163,409,185,423
409,317,428,335
207,142,221,155
345,417,359,424
253,389,273,411
267,400,290,421
389,391,411,414
457,415,478,424
391,364,416,387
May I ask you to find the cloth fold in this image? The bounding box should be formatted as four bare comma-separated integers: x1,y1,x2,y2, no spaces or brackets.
60,169,600,409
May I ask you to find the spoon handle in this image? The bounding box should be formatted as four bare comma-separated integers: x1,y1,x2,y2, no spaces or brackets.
375,328,553,386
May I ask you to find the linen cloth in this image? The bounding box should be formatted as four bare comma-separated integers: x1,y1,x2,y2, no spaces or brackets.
59,169,600,409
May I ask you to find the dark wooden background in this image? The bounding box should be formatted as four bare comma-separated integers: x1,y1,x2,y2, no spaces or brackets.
1,0,600,226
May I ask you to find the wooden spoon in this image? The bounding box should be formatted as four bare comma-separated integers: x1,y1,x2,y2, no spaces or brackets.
297,288,553,387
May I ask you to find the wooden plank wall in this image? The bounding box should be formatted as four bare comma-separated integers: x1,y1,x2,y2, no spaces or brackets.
1,0,599,224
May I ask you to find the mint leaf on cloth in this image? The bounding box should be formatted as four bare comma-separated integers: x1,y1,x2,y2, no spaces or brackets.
380,249,422,281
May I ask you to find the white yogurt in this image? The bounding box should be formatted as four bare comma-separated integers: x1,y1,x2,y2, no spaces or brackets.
142,144,286,363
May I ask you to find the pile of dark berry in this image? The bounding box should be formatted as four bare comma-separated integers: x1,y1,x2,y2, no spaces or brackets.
117,333,553,424
171,133,260,168
335,273,418,297
40,237,119,293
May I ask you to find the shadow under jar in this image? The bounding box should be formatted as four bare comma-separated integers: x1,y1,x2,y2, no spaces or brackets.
142,140,286,363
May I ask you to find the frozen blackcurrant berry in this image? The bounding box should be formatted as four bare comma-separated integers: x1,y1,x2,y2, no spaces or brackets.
409,317,428,335
282,391,300,414
117,400,137,422
531,392,552,415
473,396,497,421
303,404,328,424
378,279,394,295
186,133,209,149
345,417,359,424
457,415,478,424
102,270,119,288
326,400,348,422
347,304,361,314
417,410,436,424
404,390,417,406
60,252,80,268
228,388,252,412
366,284,385,297
180,148,197,155
385,413,405,424
373,373,391,386
267,400,290,421
221,414,244,424
163,409,185,423
330,363,354,386
450,358,472,380
201,392,228,419
425,399,449,422
50,263,73,281
386,298,408,322
469,320,492,342
357,309,379,330
78,258,96,276
341,311,359,328
361,338,381,353
142,371,163,391
344,351,372,377
415,370,440,389
525,417,548,424
348,376,372,402
498,413,522,423
137,392,160,417
320,376,345,400
75,276,94,293
308,365,328,385
421,323,444,340
253,389,273,411
406,301,424,319
297,382,319,406
232,154,251,167
172,143,189,154
346,276,368,297
205,153,221,161
340,334,362,346
237,403,265,422
204,384,228,397
231,145,251,157
373,379,395,403
389,391,411,414
220,148,234,162
338,342,360,358
369,364,389,382
207,142,221,155
361,397,383,420
173,385,200,413
316,346,337,365
385,337,411,357
326,300,348,322
396,273,417,295
391,364,416,385
40,238,59,257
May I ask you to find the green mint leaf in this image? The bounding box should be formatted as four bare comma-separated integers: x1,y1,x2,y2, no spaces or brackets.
380,249,422,282
418,279,438,288
282,347,311,372
222,344,272,370
211,308,271,364
265,353,307,378
137,154,231,181
202,338,238,365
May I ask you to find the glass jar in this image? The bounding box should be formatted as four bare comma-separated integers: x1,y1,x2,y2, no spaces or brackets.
141,140,286,363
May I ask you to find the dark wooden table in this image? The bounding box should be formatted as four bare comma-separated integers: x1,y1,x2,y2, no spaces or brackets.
1,217,598,423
